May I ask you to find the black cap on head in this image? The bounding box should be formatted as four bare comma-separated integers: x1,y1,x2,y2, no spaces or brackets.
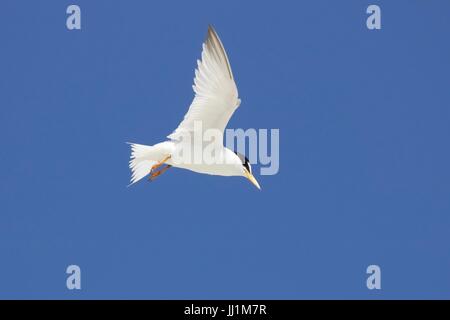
233,151,252,174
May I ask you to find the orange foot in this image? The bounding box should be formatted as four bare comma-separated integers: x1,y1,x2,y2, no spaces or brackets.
151,155,171,172
149,165,172,181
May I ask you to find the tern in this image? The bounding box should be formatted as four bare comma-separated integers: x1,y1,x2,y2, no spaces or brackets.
128,25,261,189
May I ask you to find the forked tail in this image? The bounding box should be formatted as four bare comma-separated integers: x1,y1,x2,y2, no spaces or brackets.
127,143,157,185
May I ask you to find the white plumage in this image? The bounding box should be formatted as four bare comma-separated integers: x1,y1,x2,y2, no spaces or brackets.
168,26,240,141
128,26,260,189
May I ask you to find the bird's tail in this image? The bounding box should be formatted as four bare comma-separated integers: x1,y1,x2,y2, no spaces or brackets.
127,142,158,186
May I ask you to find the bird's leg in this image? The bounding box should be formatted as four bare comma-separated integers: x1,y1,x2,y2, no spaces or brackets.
151,155,171,172
149,165,172,181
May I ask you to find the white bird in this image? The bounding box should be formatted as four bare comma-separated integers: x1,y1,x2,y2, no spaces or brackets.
128,25,261,189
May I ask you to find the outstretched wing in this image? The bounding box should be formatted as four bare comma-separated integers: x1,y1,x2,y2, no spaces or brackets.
167,25,240,142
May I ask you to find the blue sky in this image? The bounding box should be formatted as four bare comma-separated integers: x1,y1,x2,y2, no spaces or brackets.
1,0,449,299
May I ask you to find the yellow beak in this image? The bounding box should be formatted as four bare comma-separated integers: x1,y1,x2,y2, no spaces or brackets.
244,169,261,190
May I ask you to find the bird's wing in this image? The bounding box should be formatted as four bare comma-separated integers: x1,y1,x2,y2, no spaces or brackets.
167,25,240,142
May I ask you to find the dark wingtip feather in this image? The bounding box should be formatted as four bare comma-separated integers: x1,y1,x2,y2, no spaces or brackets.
204,25,233,79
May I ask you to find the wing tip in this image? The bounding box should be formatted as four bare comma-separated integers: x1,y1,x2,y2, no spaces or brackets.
206,24,216,44
204,24,234,80
207,24,216,35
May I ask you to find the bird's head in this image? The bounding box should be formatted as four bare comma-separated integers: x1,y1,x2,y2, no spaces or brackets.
234,152,261,190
